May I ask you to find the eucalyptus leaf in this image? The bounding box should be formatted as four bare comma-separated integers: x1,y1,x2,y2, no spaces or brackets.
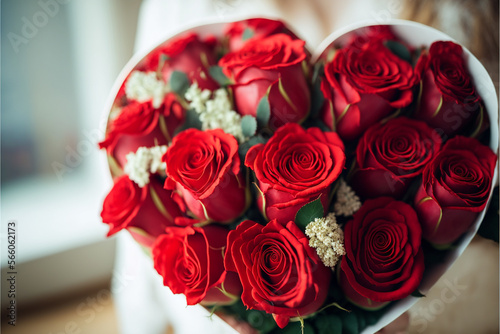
242,27,254,41
169,71,190,96
241,115,257,138
209,65,232,86
256,94,271,127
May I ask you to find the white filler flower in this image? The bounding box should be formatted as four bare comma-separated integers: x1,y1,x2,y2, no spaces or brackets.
125,71,167,109
305,212,345,269
185,83,245,142
334,179,362,217
124,145,167,187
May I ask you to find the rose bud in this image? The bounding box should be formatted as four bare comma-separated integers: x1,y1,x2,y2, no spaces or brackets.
141,32,219,91
99,93,185,168
319,40,415,141
413,41,483,137
219,33,310,130
414,136,497,246
225,18,299,52
351,117,442,199
153,225,242,306
225,219,331,328
245,123,345,224
163,128,248,223
101,174,184,247
339,197,424,309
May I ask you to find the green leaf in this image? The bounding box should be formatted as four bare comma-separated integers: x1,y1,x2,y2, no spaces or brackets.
384,40,412,63
312,62,324,86
310,76,325,118
175,109,202,134
295,197,324,229
412,47,422,67
341,312,359,334
169,71,190,96
302,118,330,132
209,65,232,86
256,94,271,127
242,27,254,41
241,115,257,138
315,314,342,334
238,135,267,162
411,290,426,298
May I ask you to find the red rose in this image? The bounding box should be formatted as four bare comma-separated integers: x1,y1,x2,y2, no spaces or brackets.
219,34,310,129
225,18,298,52
153,225,242,305
142,32,219,91
99,93,185,167
163,128,248,223
320,41,415,141
339,197,424,309
414,136,497,245
101,174,183,247
225,219,331,328
351,117,442,199
413,41,482,137
245,123,345,224
342,25,399,50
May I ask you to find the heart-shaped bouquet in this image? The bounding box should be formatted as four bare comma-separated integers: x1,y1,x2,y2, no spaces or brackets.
99,18,498,333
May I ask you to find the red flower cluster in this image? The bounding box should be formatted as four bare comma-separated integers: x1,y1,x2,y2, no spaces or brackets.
98,19,497,331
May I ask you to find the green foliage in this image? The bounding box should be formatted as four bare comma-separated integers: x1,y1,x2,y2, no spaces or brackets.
295,197,324,229
238,135,267,163
169,71,190,96
310,63,325,118
384,40,412,63
241,115,258,138
175,109,202,134
256,94,271,127
209,66,232,86
242,27,254,41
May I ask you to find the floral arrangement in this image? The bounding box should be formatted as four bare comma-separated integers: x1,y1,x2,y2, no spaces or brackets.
99,18,497,333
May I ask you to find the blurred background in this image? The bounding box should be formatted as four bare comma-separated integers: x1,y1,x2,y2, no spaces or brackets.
1,0,142,332
1,0,498,333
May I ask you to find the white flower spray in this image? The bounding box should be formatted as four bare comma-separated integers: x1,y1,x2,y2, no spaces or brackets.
125,71,168,108
185,83,246,142
334,178,362,217
124,145,167,187
305,212,345,268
